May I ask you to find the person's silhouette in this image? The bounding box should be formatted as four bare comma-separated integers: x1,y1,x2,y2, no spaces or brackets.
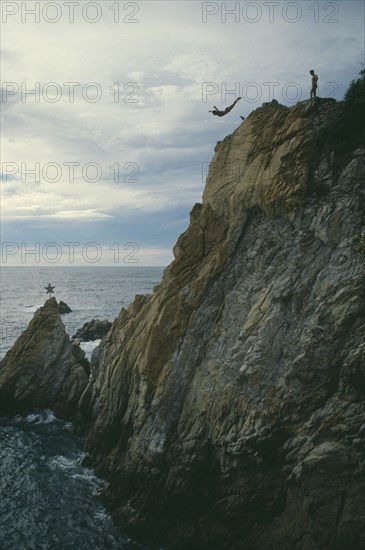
310,69,318,99
209,97,242,117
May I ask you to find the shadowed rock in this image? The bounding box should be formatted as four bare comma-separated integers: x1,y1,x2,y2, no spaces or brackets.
0,298,89,420
58,300,72,314
72,319,112,341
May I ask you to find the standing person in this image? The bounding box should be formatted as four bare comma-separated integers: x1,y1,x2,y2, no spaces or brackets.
309,69,319,99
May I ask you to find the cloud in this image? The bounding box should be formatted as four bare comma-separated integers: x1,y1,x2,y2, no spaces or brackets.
1,0,364,264
62,210,110,220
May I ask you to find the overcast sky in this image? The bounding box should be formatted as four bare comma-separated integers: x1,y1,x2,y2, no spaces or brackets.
1,0,364,265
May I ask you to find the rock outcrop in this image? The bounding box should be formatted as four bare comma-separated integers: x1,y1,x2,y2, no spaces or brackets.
72,319,112,341
0,298,89,420
79,99,365,549
58,300,72,314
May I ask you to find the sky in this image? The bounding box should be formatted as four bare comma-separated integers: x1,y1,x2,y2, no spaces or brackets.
1,0,364,266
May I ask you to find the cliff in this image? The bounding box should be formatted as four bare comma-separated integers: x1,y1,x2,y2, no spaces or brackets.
0,298,89,420
1,98,364,549
79,99,365,549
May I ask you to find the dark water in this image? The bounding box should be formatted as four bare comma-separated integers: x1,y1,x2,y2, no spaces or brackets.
0,411,144,549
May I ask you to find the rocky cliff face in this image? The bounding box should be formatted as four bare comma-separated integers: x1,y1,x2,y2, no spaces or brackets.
79,99,365,549
1,99,364,549
0,298,89,420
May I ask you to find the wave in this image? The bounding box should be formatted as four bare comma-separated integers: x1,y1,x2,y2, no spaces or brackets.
49,454,80,470
80,339,101,360
2,409,58,425
24,410,57,424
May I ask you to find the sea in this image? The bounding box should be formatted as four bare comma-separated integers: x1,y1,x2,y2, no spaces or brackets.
0,266,165,550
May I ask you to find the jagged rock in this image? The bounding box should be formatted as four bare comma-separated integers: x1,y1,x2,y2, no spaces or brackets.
72,319,112,341
78,99,365,549
0,298,89,420
58,300,72,314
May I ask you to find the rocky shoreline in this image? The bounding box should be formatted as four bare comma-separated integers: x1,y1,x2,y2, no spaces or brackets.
1,99,364,549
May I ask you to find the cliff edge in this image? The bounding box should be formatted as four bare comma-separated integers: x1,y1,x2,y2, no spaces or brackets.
80,99,365,549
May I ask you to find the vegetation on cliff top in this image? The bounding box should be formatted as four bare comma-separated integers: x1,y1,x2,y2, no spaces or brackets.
325,68,365,152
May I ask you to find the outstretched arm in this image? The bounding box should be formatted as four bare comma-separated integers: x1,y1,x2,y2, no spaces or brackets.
209,107,224,116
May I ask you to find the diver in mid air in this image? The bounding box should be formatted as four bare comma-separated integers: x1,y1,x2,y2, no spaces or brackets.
209,97,242,117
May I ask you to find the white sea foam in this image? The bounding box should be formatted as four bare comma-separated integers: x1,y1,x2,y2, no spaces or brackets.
49,455,79,470
5,409,58,425
25,409,57,424
79,339,101,360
